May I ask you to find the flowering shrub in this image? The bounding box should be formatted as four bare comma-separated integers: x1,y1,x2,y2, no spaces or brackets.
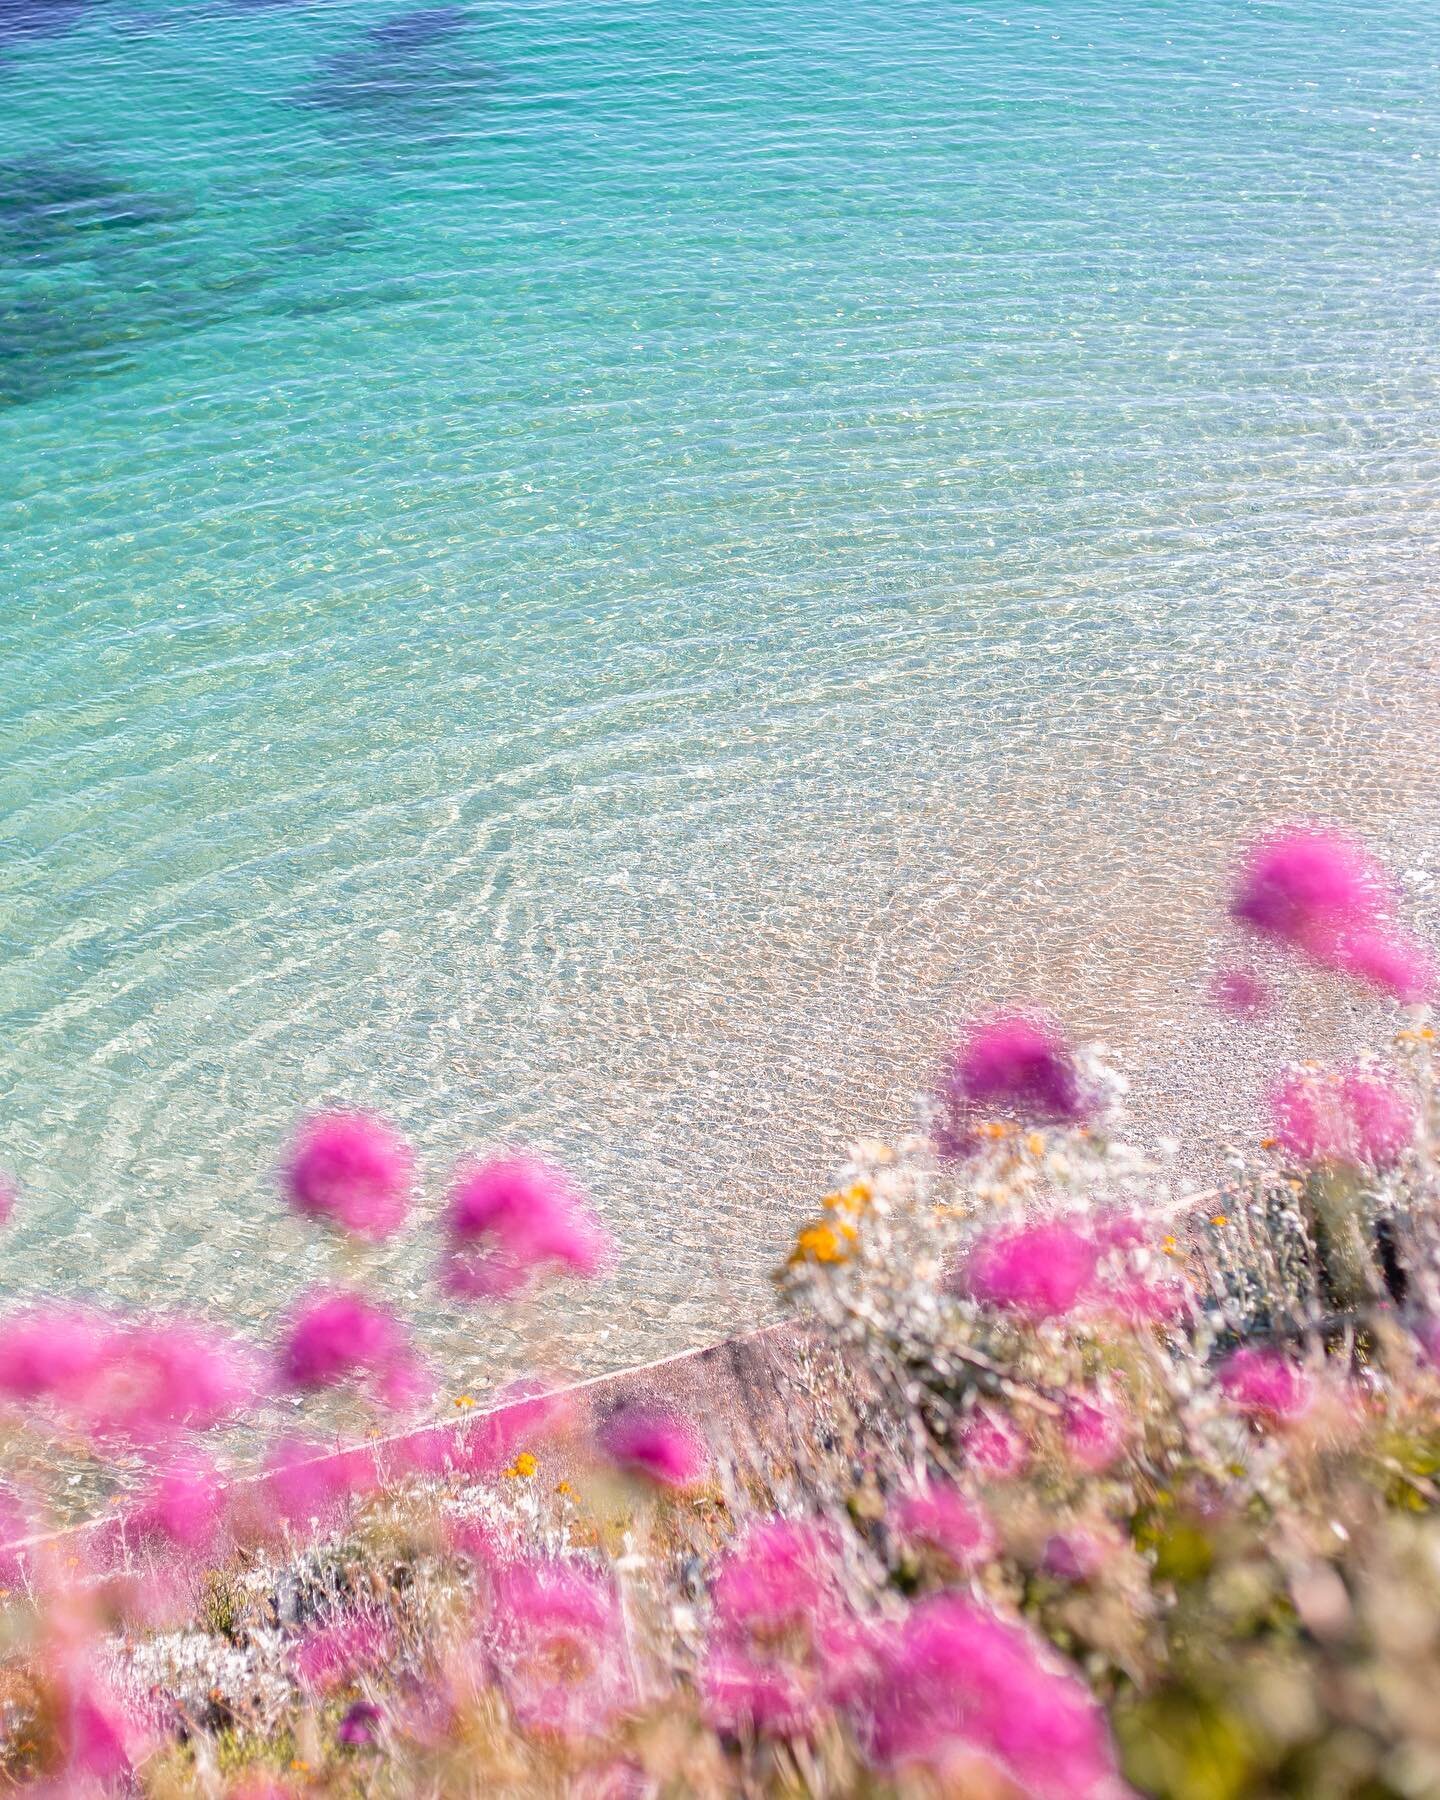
0,822,1436,1797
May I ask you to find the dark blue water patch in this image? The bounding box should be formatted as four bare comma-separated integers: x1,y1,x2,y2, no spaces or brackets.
295,5,496,142
0,0,85,48
0,156,192,264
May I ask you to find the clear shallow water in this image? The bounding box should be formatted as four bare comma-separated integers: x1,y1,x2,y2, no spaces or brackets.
2,0,1439,1392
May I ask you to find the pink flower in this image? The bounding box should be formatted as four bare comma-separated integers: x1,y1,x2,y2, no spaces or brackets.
1061,1393,1127,1473
702,1520,873,1739
962,1409,1028,1480
284,1112,413,1241
710,1519,839,1639
865,1594,1123,1799
0,1174,15,1226
1231,828,1434,1002
941,1015,1088,1151
1210,968,1270,1018
454,1379,574,1477
441,1156,613,1301
0,1306,112,1404
1218,1347,1312,1425
337,1700,382,1747
1269,1065,1416,1170
261,1437,372,1532
485,1559,629,1738
596,1407,707,1489
894,1482,994,1571
1042,1528,1116,1584
294,1616,390,1694
1331,928,1436,1004
1231,828,1386,951
966,1220,1101,1319
281,1290,429,1410
131,1459,227,1554
702,1647,815,1737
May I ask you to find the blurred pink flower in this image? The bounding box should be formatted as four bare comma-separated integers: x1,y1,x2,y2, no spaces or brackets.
711,1518,840,1639
261,1437,372,1533
1231,827,1434,1002
865,1594,1123,1799
284,1111,413,1241
1232,827,1386,950
2,1314,260,1445
962,1409,1029,1480
0,1174,15,1226
1269,1065,1416,1170
89,1321,259,1444
281,1290,429,1410
1218,1347,1312,1425
1331,928,1437,1004
454,1379,574,1477
940,1015,1088,1155
596,1407,707,1490
702,1647,815,1737
337,1700,382,1747
1061,1393,1127,1473
441,1156,613,1301
0,1306,112,1404
966,1220,1100,1319
130,1458,227,1555
1042,1527,1117,1584
295,1616,391,1694
894,1482,994,1571
486,1559,630,1738
1210,967,1271,1018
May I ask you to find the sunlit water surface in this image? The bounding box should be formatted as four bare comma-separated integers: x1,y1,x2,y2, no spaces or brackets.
3,0,1439,1400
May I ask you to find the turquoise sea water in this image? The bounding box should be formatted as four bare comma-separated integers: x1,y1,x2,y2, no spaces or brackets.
3,0,1439,1389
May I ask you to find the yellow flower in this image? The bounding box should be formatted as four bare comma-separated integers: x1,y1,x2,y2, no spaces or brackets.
505,1451,538,1479
789,1221,854,1265
1025,1132,1045,1157
1161,1235,1179,1257
554,1480,575,1497
1210,1214,1228,1228
453,1394,476,1409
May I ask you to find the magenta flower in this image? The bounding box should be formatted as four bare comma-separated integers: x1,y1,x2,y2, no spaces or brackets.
1042,1527,1117,1584
485,1559,630,1738
337,1700,382,1747
454,1378,574,1477
1061,1393,1127,1473
710,1518,840,1639
1332,928,1437,1004
702,1647,815,1737
1231,827,1386,949
0,1306,113,1404
1269,1065,1416,1170
1217,1347,1312,1425
703,1517,872,1740
945,1012,1087,1131
1210,967,1270,1018
131,1458,227,1554
261,1437,372,1532
961,1409,1029,1480
966,1219,1101,1319
284,1111,413,1241
1231,827,1435,1002
281,1289,429,1409
894,1482,994,1572
441,1155,613,1301
865,1594,1123,1799
596,1406,707,1490
294,1616,391,1694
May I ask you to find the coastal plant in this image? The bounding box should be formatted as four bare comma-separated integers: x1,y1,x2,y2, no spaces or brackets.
0,824,1436,1796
